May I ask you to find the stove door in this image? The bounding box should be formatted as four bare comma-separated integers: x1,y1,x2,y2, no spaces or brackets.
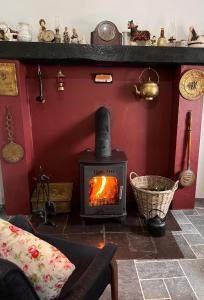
80,163,126,216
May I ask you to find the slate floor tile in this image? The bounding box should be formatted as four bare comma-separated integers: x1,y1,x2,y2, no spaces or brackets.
30,214,68,234
175,223,199,234
127,232,157,253
182,209,199,216
135,260,184,279
64,232,104,248
191,245,204,258
183,233,204,245
173,234,196,258
195,198,204,208
164,211,181,231
152,232,184,259
171,212,191,224
164,277,198,300
105,232,133,259
118,260,143,300
195,225,204,237
140,279,169,299
99,285,111,300
64,223,104,234
196,208,204,216
187,215,204,226
180,259,204,300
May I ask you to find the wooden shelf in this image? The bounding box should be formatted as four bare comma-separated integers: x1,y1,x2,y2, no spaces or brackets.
0,41,204,65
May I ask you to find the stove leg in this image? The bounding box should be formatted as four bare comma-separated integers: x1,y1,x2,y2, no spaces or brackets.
120,216,126,224
81,218,86,226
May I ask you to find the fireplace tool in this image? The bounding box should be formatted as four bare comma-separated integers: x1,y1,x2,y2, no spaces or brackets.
34,166,56,226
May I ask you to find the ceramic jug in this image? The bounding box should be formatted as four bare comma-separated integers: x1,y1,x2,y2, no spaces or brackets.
17,22,32,42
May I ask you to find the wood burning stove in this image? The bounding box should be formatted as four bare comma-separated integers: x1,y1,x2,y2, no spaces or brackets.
79,107,127,221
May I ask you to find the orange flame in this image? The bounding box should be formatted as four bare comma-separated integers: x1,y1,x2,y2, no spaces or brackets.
89,176,118,206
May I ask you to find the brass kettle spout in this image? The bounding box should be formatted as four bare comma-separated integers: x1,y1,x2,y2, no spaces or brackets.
133,84,141,96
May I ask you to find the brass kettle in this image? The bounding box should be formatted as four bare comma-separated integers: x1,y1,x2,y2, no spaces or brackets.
134,67,159,101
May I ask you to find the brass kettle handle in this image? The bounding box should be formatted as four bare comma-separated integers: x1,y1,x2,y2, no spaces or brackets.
139,67,160,84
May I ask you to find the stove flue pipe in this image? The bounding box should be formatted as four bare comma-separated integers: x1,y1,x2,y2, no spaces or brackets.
95,106,111,158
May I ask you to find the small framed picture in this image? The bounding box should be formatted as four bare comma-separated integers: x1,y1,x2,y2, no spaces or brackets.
93,73,113,83
0,63,18,96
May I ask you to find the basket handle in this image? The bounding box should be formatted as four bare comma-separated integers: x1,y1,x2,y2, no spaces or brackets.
129,172,139,181
172,180,179,192
148,208,166,219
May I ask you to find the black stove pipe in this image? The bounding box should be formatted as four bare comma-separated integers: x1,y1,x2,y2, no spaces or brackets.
95,106,111,158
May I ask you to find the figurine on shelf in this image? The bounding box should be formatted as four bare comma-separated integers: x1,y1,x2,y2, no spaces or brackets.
0,22,18,41
128,20,150,43
54,27,61,43
63,26,70,43
150,35,157,46
38,19,46,41
0,29,8,40
38,19,55,43
188,26,204,47
71,28,79,43
168,36,176,47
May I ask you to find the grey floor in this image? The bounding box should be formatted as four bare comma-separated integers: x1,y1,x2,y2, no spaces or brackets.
100,198,204,300
1,200,204,299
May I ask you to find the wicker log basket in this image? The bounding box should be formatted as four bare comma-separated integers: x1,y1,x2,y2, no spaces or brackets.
129,172,179,219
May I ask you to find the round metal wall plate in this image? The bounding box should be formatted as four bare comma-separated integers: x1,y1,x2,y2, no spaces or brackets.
179,69,204,101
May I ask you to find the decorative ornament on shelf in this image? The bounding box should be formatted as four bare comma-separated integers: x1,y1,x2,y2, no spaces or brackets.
63,26,70,43
56,70,65,91
38,19,55,42
150,35,157,46
91,21,122,45
157,28,167,46
188,26,204,48
17,22,32,42
179,69,204,101
127,20,150,46
168,36,176,47
0,22,18,41
54,27,61,43
133,67,159,101
71,28,79,44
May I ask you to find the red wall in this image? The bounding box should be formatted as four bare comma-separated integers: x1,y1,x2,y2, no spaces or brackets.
0,61,33,214
27,65,174,206
0,61,203,213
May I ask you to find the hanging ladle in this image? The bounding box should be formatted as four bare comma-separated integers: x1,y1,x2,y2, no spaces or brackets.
179,111,195,187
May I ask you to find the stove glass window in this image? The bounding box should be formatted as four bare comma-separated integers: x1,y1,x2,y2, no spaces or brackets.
89,175,119,206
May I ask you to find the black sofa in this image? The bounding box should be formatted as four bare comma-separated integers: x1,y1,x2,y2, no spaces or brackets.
0,215,118,300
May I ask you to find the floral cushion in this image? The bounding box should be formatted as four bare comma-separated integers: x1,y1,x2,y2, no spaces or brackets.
0,218,75,300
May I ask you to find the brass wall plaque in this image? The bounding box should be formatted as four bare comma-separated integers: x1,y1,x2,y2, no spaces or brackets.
0,63,18,96
179,69,204,101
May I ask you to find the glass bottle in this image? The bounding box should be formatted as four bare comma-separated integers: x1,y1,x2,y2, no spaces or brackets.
157,28,167,46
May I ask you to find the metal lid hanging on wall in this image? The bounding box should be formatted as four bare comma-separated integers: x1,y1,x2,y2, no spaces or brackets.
134,67,159,101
